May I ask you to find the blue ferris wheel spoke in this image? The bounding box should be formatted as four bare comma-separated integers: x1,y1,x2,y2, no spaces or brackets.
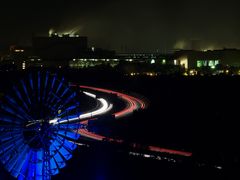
55,93,76,111
0,115,22,124
29,73,34,90
58,86,71,102
0,104,29,122
8,145,30,177
0,131,22,143
53,152,66,169
46,74,57,103
49,143,67,169
49,78,64,104
58,146,72,160
12,86,29,111
49,92,61,106
0,138,23,158
26,150,37,179
0,137,23,154
0,72,82,179
55,77,65,95
43,72,49,101
35,149,44,179
58,130,80,141
1,140,25,165
0,126,22,134
51,142,72,161
59,123,80,131
54,135,77,151
38,71,41,103
17,149,32,180
20,80,31,106
57,103,79,115
5,95,33,121
49,157,59,176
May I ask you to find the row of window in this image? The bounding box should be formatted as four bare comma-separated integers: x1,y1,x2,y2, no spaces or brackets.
197,60,220,68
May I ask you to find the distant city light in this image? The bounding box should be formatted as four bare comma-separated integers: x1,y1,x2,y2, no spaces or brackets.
22,62,26,70
151,59,155,64
49,28,54,36
197,60,219,68
215,166,223,170
211,66,215,69
174,59,177,65
14,49,24,52
143,154,151,158
180,58,188,69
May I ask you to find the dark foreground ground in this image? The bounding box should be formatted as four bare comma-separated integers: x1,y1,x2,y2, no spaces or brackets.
1,69,240,179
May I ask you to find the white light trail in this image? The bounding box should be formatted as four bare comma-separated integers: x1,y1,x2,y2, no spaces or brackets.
79,98,110,119
83,91,96,98
49,91,112,124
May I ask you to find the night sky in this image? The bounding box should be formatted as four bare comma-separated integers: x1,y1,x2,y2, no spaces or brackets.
1,0,240,52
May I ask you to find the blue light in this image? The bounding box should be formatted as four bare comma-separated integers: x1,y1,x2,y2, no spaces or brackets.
12,86,29,111
21,80,31,105
43,72,49,101
0,71,82,179
38,71,41,102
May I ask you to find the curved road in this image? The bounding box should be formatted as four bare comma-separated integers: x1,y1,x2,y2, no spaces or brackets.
76,85,192,157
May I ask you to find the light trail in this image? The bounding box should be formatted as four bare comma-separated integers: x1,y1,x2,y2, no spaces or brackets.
49,90,112,124
148,146,192,157
80,85,145,118
78,85,192,157
79,98,109,119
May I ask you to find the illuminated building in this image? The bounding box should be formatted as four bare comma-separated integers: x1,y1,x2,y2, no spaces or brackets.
174,49,240,69
32,34,88,60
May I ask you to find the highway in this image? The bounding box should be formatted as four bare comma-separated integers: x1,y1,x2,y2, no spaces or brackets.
76,85,192,157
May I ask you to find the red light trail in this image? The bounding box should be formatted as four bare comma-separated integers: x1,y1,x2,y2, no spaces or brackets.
77,85,192,157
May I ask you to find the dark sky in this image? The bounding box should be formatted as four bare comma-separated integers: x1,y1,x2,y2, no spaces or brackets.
1,0,240,52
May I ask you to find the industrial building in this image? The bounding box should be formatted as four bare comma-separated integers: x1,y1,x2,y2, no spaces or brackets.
32,33,88,60
1,32,240,75
174,49,240,69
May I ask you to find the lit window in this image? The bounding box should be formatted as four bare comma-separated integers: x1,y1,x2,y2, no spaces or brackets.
208,60,214,67
197,61,202,68
174,60,177,65
203,61,208,66
162,59,166,64
22,62,26,70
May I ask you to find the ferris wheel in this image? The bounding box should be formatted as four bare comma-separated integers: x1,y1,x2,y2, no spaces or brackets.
0,71,81,179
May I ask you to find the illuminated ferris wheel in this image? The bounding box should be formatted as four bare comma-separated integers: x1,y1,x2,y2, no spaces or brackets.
0,71,81,179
